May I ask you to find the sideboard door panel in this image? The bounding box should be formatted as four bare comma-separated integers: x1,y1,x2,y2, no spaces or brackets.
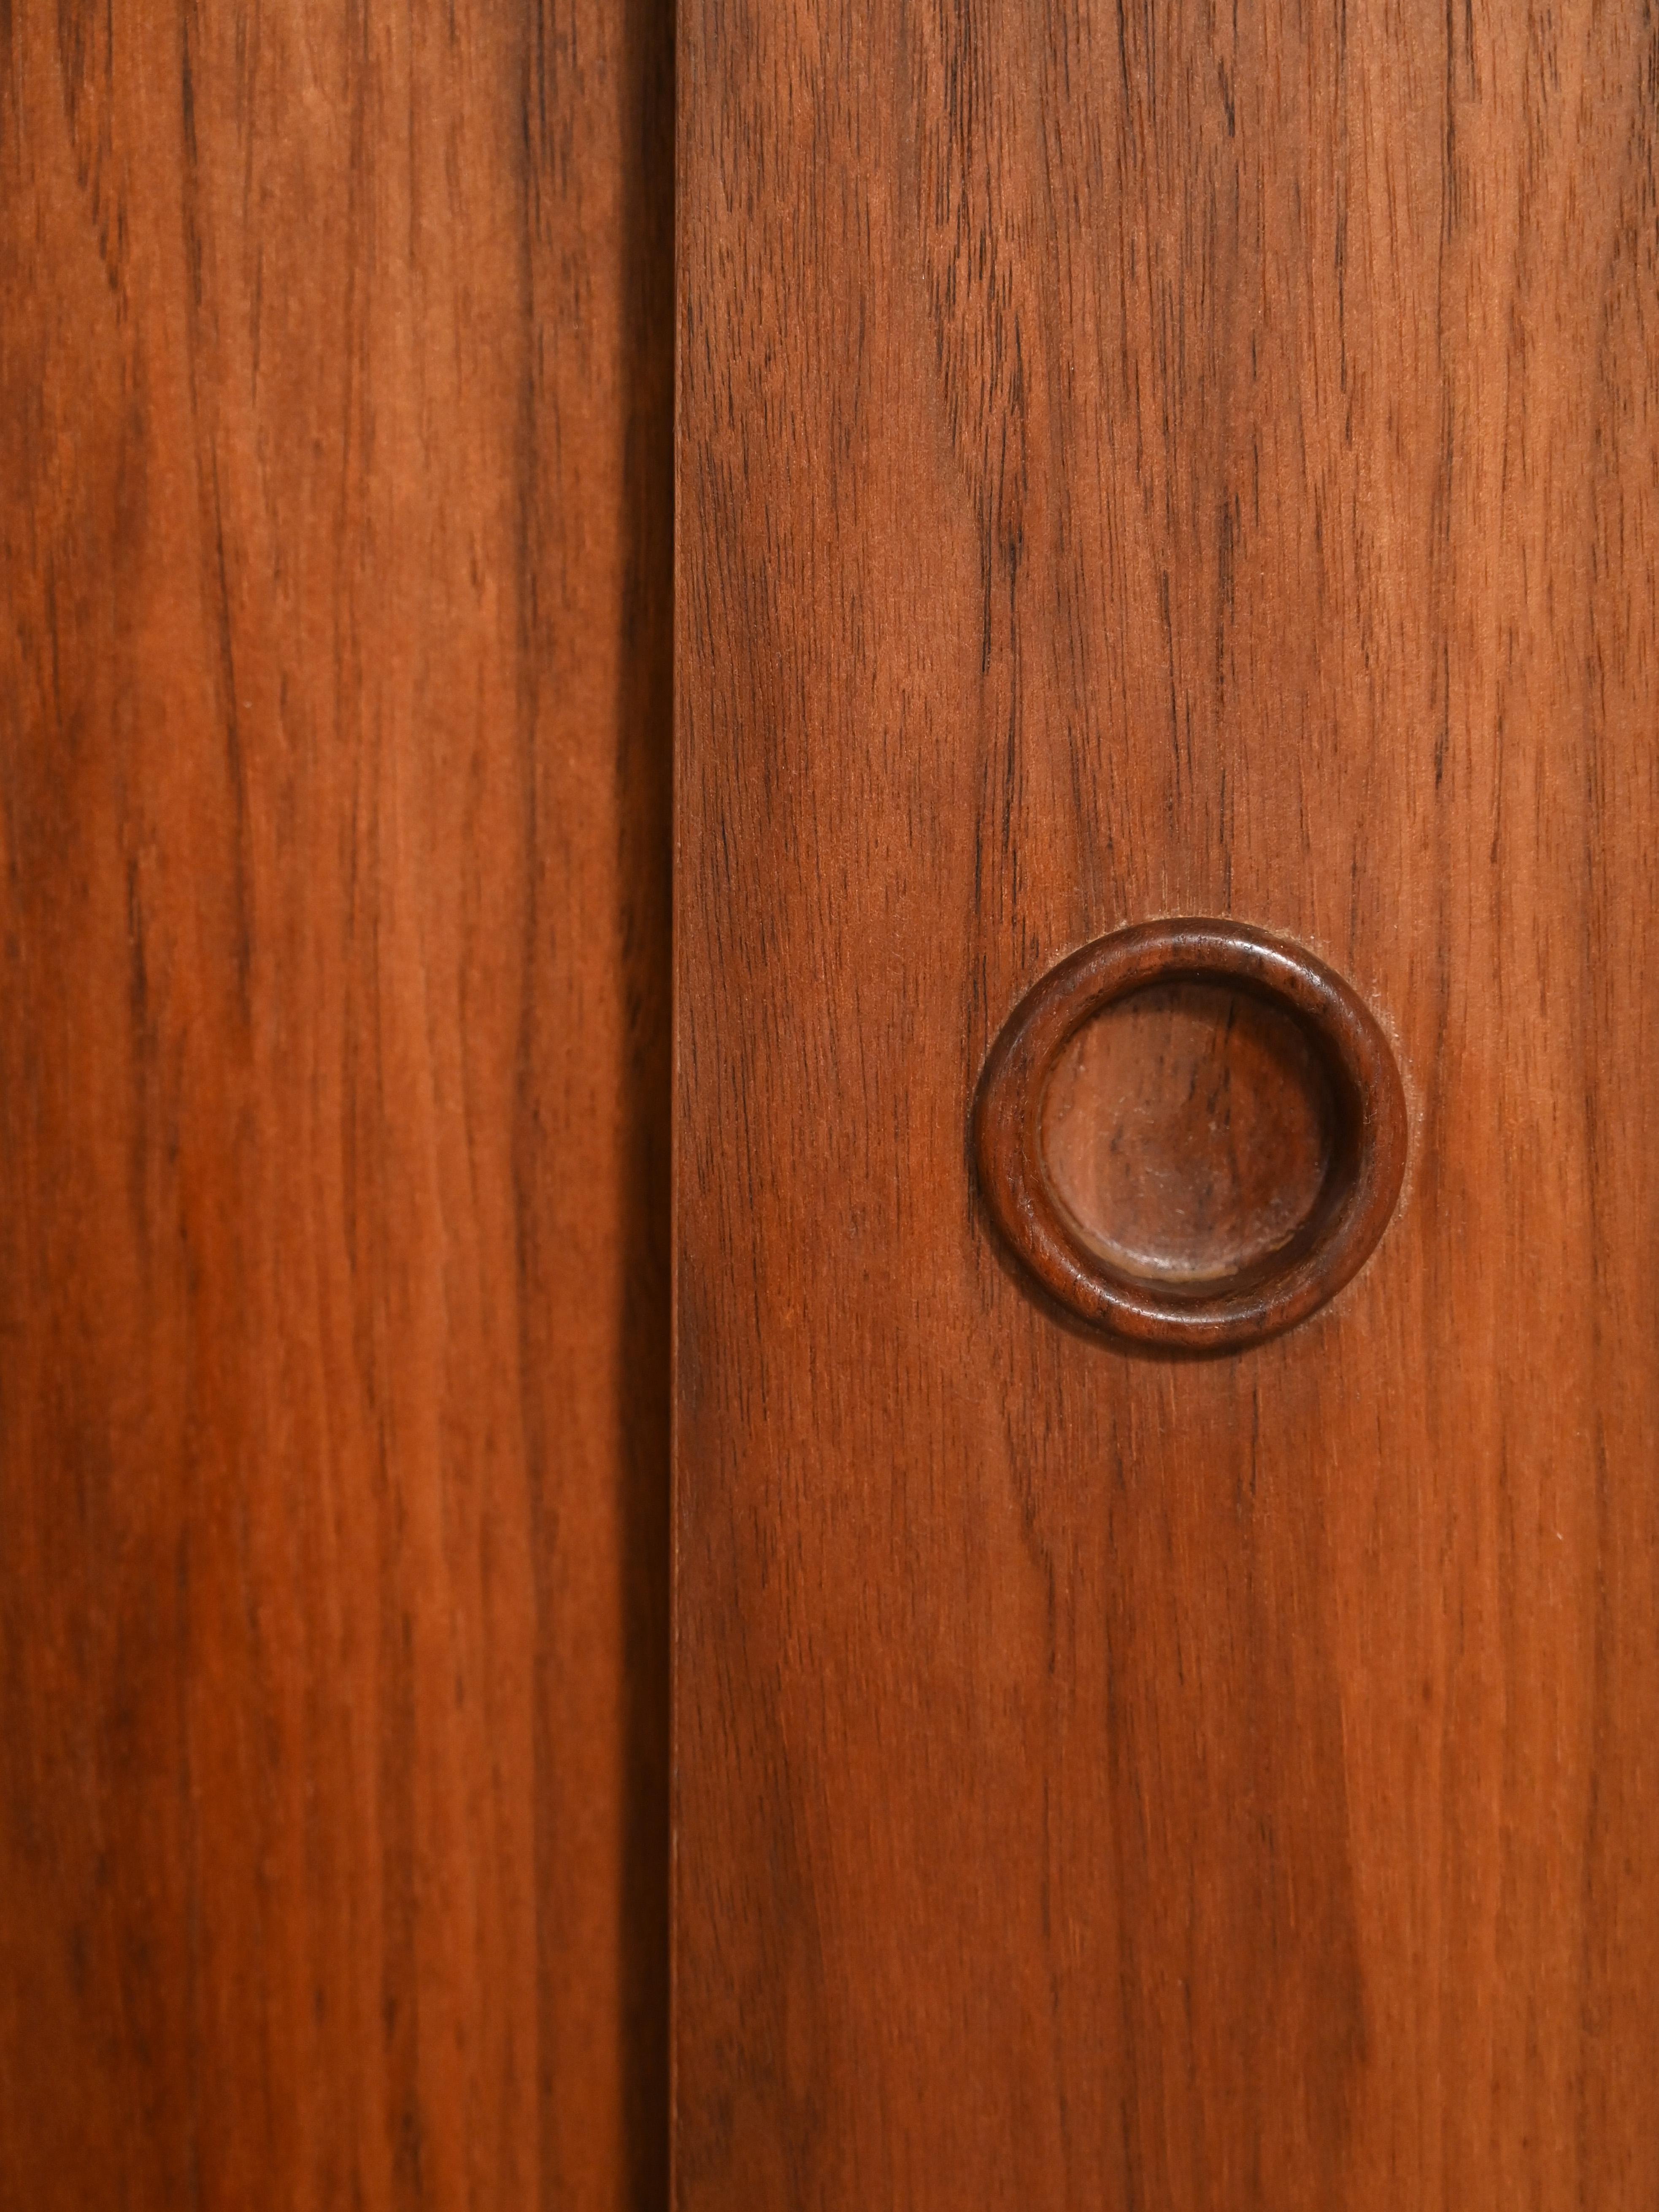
0,7,672,2204
674,5,1659,2205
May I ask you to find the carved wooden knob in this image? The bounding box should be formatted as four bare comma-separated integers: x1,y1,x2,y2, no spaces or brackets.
974,920,1408,1351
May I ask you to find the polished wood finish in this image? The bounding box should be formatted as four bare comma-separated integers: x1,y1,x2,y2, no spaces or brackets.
676,0,1659,2204
0,4,671,2205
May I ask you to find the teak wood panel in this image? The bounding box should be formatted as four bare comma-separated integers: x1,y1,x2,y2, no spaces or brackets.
0,4,671,2206
675,3,1659,2207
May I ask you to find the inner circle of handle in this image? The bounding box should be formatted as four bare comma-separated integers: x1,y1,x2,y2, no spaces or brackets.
973,920,1408,1351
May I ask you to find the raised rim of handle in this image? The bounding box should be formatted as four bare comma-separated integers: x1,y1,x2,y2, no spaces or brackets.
973,919,1408,1352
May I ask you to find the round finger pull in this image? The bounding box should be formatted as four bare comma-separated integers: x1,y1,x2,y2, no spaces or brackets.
973,919,1408,1351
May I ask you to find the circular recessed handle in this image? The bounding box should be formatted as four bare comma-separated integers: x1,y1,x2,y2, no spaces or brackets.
973,919,1407,1351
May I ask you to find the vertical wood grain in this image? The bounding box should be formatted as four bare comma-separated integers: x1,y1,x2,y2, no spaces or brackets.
0,3,671,2205
675,3,1659,2206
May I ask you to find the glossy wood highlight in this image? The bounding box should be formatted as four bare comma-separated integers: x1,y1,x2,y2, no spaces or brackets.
0,4,672,2205
675,1,1659,2203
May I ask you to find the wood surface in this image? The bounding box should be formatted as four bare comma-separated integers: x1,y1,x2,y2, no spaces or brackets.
675,1,1659,2204
0,4,671,2206
1040,980,1334,1284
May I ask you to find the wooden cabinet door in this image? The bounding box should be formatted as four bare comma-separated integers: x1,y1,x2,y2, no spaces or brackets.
0,6,671,2205
674,4,1659,2207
